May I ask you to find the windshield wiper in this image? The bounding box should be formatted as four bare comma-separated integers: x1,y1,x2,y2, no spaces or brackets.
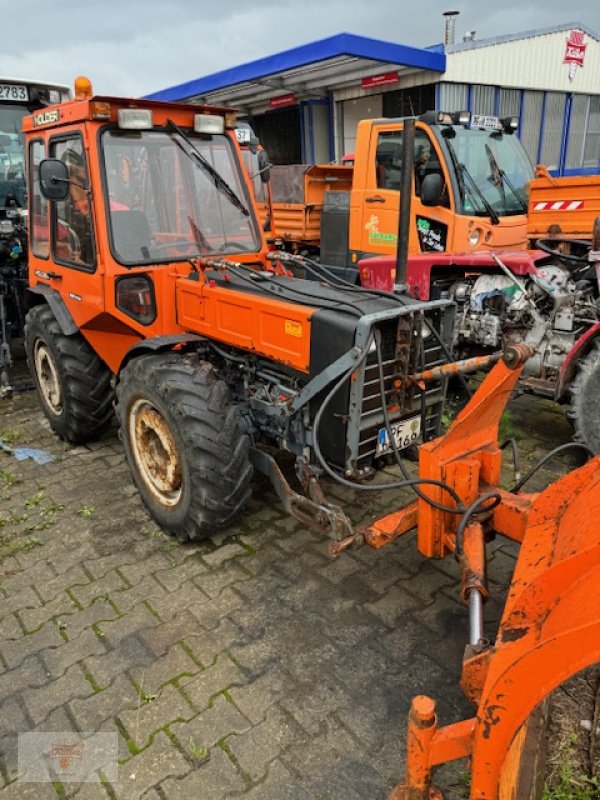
443,135,500,225
485,143,528,214
165,119,249,217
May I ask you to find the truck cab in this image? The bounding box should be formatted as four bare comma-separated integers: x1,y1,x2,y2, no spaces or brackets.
348,111,533,264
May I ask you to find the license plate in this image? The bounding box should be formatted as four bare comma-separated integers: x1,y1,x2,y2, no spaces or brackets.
376,415,421,456
470,114,502,131
0,83,29,102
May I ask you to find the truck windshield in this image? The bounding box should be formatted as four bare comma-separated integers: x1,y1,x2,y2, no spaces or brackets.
0,105,27,207
440,126,534,218
101,128,260,265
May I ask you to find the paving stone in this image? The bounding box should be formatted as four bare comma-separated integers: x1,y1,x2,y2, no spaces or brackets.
227,669,291,726
128,644,200,695
188,586,243,630
0,696,30,740
226,705,302,782
0,587,40,617
118,684,195,751
156,745,245,798
145,580,209,622
70,570,128,608
0,621,65,672
183,617,244,667
69,675,139,732
19,593,81,634
111,575,167,614
364,582,421,627
178,656,246,712
193,561,252,598
96,604,160,650
239,758,313,799
153,557,208,593
117,554,174,588
22,663,93,726
40,627,107,680
0,781,58,798
82,634,156,689
35,564,91,604
200,543,246,567
113,731,190,799
170,694,251,751
0,613,23,645
0,655,48,704
0,561,56,596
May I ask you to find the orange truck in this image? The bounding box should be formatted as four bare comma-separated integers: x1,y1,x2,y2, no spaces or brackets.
528,164,600,242
270,111,534,280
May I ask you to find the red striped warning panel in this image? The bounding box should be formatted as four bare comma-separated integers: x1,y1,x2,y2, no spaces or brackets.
532,200,585,211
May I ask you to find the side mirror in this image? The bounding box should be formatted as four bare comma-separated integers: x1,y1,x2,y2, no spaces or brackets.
39,159,70,201
420,173,444,207
258,150,271,184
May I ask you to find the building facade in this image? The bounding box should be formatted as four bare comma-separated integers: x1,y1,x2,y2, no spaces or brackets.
146,22,600,176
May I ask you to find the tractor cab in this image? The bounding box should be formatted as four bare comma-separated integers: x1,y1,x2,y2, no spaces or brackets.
23,78,268,372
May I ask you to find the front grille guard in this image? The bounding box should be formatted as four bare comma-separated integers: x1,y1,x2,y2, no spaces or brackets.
346,300,454,473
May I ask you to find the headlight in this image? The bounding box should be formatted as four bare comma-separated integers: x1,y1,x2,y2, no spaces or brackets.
469,228,482,247
118,109,153,129
194,114,225,135
115,275,156,325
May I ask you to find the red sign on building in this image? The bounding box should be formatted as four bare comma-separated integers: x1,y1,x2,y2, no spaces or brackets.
361,71,399,90
269,94,296,109
564,30,587,82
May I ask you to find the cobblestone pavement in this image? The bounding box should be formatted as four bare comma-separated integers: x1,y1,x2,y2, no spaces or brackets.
0,374,582,799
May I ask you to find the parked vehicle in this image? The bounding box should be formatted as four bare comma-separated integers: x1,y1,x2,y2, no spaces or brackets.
23,79,454,542
271,110,534,273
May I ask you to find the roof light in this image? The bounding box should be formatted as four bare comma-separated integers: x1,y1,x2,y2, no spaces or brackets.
90,101,111,120
457,110,471,126
502,115,520,132
74,76,93,100
118,108,153,129
48,90,61,105
194,114,225,134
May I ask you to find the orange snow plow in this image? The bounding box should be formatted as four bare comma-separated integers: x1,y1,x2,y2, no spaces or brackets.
333,344,600,798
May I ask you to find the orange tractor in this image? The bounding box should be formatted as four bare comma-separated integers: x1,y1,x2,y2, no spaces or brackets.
22,78,454,542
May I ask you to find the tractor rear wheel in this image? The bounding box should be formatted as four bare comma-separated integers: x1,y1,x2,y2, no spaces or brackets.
568,341,600,453
116,353,253,540
24,305,113,444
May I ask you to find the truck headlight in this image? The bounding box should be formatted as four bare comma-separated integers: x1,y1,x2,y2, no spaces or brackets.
469,228,482,247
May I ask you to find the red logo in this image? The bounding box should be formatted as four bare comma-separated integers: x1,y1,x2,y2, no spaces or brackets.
564,30,587,81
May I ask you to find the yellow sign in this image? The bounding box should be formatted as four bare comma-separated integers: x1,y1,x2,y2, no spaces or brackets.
285,320,303,338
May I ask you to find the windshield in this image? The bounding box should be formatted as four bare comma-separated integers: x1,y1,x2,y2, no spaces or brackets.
102,129,260,265
0,105,27,207
439,126,534,217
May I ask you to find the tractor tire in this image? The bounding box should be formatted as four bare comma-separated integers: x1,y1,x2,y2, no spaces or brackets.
568,341,600,453
115,353,253,541
24,304,113,444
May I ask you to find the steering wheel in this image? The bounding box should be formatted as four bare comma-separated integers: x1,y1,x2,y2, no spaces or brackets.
534,237,591,268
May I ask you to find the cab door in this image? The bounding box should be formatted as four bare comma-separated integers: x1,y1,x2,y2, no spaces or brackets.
351,122,456,258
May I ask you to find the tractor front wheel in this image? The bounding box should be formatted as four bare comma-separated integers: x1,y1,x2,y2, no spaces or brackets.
568,341,600,453
116,353,253,540
24,305,113,444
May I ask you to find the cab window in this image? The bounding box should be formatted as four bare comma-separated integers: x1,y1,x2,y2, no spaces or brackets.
375,132,403,190
414,130,449,207
29,140,49,258
50,136,95,269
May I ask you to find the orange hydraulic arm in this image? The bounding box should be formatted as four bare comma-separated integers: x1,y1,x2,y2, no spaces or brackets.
344,345,600,799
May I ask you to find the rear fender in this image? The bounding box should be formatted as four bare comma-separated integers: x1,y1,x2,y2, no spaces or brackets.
27,285,78,336
555,322,600,401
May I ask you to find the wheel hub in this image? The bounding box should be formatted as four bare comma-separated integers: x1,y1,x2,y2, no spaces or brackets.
34,340,63,416
130,400,182,506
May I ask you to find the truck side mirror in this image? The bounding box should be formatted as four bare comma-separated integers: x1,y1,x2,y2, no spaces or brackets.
420,173,444,207
39,159,70,201
258,150,271,184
